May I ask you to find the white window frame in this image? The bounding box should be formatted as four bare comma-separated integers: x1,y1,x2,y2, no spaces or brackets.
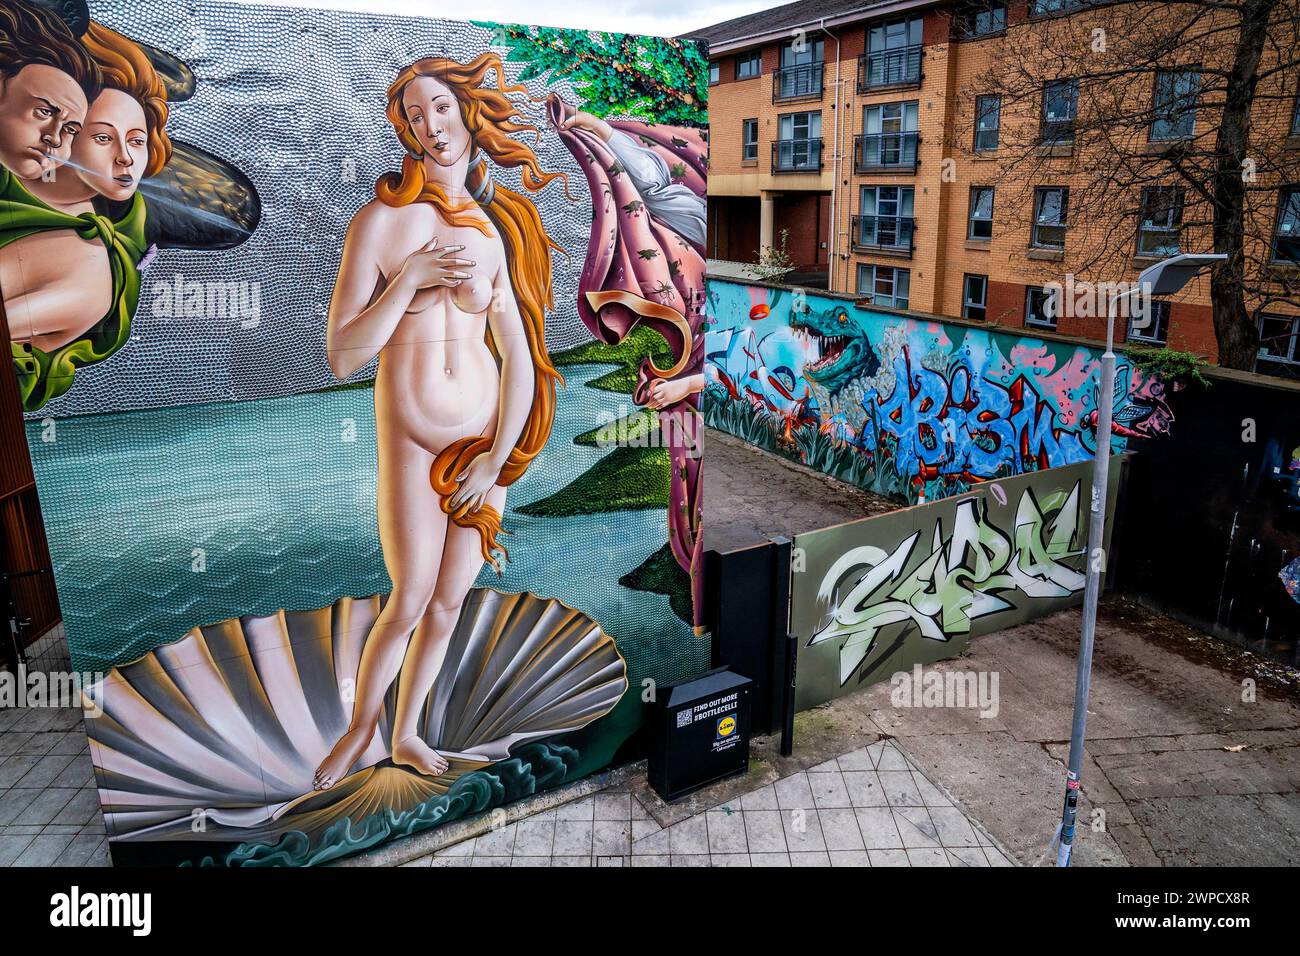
963,274,988,321
968,186,994,240
1127,300,1171,344
1025,285,1057,329
857,264,911,310
1257,313,1300,366
742,118,758,161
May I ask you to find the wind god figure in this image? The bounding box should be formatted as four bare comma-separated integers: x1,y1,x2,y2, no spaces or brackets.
548,95,708,631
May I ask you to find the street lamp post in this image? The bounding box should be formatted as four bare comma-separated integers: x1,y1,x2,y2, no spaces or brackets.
1054,253,1226,867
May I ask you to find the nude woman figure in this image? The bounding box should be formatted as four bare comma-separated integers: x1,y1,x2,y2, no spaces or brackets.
315,54,562,789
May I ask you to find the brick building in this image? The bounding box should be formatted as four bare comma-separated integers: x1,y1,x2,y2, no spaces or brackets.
689,0,1300,367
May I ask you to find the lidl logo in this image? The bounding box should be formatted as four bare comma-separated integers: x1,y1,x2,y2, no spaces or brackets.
716,715,737,739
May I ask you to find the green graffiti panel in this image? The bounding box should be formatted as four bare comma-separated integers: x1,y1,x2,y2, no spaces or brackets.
790,457,1124,711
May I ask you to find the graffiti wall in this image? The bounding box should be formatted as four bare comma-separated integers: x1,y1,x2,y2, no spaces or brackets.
791,458,1123,710
705,278,1173,503
1115,372,1300,665
0,0,707,864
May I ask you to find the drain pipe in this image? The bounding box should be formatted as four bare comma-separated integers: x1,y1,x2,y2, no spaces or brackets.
820,17,841,290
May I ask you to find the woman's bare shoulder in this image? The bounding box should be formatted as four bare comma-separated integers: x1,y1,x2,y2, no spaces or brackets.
348,197,421,233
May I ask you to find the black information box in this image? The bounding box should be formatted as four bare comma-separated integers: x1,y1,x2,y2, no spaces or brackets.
647,667,752,802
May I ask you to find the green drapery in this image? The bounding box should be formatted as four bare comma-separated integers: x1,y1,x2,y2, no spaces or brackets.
1,166,147,411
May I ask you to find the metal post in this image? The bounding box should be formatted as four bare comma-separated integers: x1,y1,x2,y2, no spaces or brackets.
781,631,797,757
1056,294,1118,866
1,571,33,675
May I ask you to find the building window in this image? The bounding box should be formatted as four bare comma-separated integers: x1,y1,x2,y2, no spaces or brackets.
1025,286,1056,329
1032,186,1069,249
1257,313,1300,372
1029,0,1097,15
1150,69,1199,141
773,111,823,171
1127,300,1171,344
858,264,911,309
776,37,824,100
968,186,994,240
1292,93,1300,136
1041,79,1078,145
742,118,758,162
861,17,923,89
781,37,823,66
709,61,719,85
955,2,1007,38
1137,187,1183,258
1273,186,1300,263
974,95,1001,152
858,101,919,170
736,50,761,80
856,185,915,252
963,274,989,321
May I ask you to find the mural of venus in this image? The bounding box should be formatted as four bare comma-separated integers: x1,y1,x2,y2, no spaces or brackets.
0,0,708,865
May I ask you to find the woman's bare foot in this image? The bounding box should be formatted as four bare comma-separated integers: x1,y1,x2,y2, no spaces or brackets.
392,735,451,777
313,726,372,790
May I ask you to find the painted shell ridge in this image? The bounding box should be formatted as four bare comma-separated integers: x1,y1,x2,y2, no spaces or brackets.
84,588,627,843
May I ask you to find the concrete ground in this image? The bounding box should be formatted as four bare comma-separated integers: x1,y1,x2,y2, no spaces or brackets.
0,705,108,867
398,738,1014,867
704,427,896,553
856,601,1300,865
364,599,1300,867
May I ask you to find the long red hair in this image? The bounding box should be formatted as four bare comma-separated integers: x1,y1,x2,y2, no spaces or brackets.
379,52,564,569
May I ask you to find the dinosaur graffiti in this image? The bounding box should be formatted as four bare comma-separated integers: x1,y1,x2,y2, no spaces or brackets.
790,304,880,395
809,481,1084,686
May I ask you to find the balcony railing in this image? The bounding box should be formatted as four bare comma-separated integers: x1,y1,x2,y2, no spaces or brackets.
857,45,922,91
772,63,824,102
771,138,824,174
854,132,920,173
851,215,915,256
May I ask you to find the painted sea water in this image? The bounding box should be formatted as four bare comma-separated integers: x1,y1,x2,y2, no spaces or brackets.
26,362,701,688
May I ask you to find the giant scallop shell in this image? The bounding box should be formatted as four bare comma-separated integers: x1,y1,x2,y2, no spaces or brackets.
84,588,628,844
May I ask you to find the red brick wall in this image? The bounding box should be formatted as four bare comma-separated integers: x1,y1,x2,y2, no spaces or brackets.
775,192,829,269
922,9,950,45
967,279,1220,360
1166,304,1217,357
986,279,1026,326
708,196,761,262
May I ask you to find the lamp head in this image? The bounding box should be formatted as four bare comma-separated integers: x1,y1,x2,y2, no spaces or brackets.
1139,253,1228,296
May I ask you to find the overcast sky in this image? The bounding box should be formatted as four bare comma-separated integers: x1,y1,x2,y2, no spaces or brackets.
226,0,787,38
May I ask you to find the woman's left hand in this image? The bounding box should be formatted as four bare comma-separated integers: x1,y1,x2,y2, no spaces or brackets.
646,377,693,410
449,455,501,513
